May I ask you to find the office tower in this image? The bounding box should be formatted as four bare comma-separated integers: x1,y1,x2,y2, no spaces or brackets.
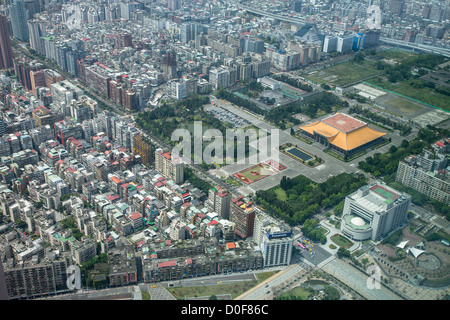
255,214,293,267
340,182,411,241
336,35,353,53
323,35,337,53
0,15,13,69
10,0,29,42
352,33,364,51
362,30,380,48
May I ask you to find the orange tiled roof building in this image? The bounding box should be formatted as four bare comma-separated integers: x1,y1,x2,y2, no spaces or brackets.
299,113,386,157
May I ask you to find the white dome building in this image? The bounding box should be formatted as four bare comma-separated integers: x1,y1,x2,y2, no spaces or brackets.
340,182,411,241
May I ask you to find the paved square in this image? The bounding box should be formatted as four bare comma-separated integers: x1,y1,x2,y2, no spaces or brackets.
234,159,286,184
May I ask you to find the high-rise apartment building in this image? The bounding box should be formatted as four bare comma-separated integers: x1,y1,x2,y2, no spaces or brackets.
230,196,255,239
168,0,182,11
154,148,184,184
180,22,203,44
207,187,231,219
396,150,449,205
0,259,9,300
4,257,71,300
27,19,47,56
133,133,152,166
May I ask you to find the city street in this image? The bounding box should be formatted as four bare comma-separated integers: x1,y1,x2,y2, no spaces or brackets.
235,264,308,300
322,259,402,300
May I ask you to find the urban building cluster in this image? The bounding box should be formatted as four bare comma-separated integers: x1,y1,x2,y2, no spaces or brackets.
0,70,293,298
396,139,450,205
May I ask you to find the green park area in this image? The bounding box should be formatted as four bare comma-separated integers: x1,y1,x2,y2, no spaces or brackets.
330,234,353,248
276,286,312,300
365,77,450,111
303,49,450,111
304,59,380,87
256,173,367,225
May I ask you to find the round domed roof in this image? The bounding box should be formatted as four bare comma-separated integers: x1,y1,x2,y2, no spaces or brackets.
351,217,366,226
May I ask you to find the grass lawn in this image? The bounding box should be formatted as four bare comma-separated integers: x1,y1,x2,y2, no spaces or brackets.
141,291,150,300
169,281,258,300
304,60,379,87
376,49,418,62
274,188,288,201
255,271,279,282
366,78,450,111
378,95,425,116
277,286,312,300
330,234,353,248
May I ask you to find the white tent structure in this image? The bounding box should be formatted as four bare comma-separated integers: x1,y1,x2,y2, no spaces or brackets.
396,240,409,249
407,247,426,259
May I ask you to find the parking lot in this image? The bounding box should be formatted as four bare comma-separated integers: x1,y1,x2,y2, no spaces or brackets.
204,104,250,128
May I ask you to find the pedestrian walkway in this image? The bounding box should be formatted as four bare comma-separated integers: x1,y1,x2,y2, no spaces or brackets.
132,286,142,300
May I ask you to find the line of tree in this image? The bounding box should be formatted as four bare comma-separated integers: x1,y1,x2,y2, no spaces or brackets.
266,91,349,129
301,218,327,244
348,105,412,136
183,167,213,193
271,74,313,92
215,88,267,116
